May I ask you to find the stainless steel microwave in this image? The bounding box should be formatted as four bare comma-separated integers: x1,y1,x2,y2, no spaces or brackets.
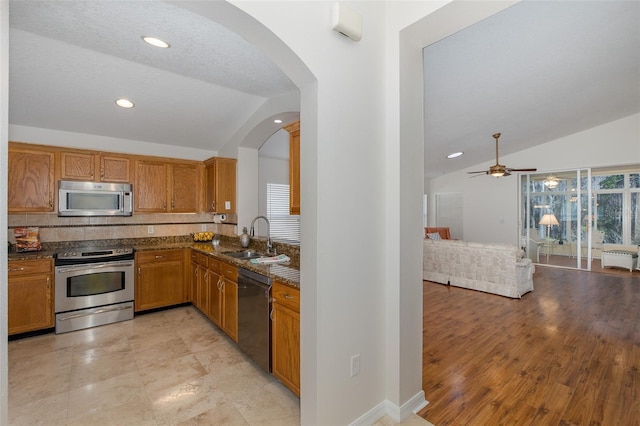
58,181,133,216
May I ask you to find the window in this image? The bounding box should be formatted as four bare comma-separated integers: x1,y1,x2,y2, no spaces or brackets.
266,183,300,244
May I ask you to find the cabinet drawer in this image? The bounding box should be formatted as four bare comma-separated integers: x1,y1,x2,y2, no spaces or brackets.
137,249,183,263
8,259,53,277
220,262,237,281
208,257,221,273
272,281,300,312
196,253,208,267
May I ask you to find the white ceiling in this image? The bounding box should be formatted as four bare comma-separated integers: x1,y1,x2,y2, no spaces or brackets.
424,0,640,179
8,1,640,172
8,0,298,154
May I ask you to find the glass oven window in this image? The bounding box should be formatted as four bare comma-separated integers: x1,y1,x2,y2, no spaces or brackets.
67,271,125,297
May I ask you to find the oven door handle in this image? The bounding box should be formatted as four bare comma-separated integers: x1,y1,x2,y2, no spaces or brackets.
57,304,133,321
55,261,134,273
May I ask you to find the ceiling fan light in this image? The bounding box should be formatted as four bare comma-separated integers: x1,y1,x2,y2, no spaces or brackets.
544,177,559,189
490,171,504,177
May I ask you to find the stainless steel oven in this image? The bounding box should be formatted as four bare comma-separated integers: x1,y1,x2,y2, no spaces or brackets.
54,247,135,334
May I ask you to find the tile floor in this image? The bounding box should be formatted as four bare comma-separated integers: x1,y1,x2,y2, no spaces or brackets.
9,306,300,425
9,306,431,426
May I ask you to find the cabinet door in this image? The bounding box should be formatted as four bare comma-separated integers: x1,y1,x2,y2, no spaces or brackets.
170,163,200,213
8,273,53,335
135,250,184,311
190,260,199,305
135,160,168,212
205,158,236,213
284,121,300,215
8,147,55,212
271,302,300,396
221,278,238,341
60,151,96,181
208,271,222,327
271,281,300,396
100,155,131,182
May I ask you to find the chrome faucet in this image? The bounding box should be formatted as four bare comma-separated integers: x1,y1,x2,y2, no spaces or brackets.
250,216,274,254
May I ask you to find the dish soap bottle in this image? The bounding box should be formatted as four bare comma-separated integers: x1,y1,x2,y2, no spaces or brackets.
240,227,250,248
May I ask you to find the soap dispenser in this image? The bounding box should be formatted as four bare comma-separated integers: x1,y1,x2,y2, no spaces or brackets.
240,227,250,248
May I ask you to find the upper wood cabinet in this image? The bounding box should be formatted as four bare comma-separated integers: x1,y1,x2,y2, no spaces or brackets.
284,120,300,215
135,160,201,213
60,151,132,182
204,157,236,213
135,160,169,212
8,144,55,213
171,163,201,213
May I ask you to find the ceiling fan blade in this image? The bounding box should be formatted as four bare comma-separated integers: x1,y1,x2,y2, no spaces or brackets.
467,170,488,174
506,167,537,172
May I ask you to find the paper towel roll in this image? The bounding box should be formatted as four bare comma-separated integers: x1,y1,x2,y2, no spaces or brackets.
213,214,227,223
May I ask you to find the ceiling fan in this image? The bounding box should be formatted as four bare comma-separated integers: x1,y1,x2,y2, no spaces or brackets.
468,133,537,177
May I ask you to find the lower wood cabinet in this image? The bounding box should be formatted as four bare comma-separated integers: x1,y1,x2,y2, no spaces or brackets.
8,258,54,335
207,257,222,327
220,261,238,342
135,249,188,312
271,280,300,396
189,250,238,342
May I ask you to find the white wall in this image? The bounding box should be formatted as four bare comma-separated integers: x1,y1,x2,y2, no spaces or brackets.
1,0,9,423
256,156,288,236
428,113,640,246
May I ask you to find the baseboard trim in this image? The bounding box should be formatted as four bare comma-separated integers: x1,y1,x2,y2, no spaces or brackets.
349,391,429,425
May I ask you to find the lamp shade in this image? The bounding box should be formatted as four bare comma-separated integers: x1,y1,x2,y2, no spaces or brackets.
539,214,559,226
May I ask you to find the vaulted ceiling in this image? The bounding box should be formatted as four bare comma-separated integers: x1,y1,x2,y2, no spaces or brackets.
8,1,639,174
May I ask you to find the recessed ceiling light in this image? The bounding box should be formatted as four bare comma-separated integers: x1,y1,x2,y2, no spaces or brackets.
142,36,170,48
115,98,135,109
446,152,463,159
274,119,283,124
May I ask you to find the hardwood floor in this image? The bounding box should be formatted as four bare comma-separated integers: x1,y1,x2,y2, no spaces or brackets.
418,265,640,425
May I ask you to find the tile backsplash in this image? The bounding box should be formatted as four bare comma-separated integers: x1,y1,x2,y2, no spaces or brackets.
8,213,237,244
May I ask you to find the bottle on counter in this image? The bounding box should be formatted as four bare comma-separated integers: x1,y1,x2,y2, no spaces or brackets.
240,227,250,248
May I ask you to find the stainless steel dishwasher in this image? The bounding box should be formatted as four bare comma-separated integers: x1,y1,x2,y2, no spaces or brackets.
237,267,273,373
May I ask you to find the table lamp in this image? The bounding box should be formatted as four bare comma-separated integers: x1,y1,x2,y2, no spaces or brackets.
539,214,559,239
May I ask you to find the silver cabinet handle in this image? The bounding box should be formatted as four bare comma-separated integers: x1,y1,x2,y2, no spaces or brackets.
284,294,294,299
155,255,165,259
8,267,25,272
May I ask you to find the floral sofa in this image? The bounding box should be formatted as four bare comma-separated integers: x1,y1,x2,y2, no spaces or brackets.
423,238,535,298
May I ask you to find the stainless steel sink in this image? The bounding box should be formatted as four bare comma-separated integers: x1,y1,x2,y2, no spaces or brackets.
223,250,265,260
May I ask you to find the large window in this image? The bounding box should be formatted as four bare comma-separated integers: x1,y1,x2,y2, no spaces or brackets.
266,183,300,244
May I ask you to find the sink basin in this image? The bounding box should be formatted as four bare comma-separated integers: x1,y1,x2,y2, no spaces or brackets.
223,250,266,260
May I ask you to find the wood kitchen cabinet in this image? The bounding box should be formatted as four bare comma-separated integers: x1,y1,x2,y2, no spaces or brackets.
206,257,222,327
170,163,200,213
271,280,300,396
204,157,236,213
135,160,201,213
220,261,238,341
8,144,56,213
60,150,131,183
135,249,187,312
8,258,54,335
190,251,208,314
284,120,300,215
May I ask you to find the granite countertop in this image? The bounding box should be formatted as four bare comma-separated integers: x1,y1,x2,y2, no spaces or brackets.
9,240,300,288
137,242,300,288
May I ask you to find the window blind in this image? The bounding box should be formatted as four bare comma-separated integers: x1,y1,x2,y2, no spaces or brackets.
267,183,300,244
